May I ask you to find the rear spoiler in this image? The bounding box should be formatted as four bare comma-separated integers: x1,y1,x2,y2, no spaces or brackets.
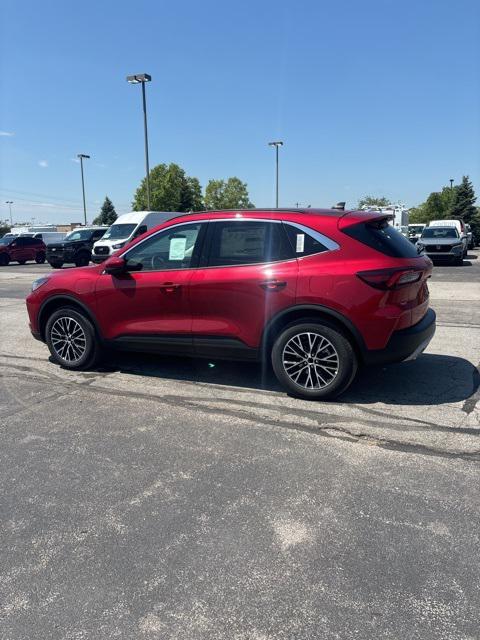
337,210,393,230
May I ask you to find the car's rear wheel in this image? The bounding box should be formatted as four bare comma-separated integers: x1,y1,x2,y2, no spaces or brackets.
45,307,101,370
35,252,46,264
0,253,10,266
75,253,90,267
271,321,358,400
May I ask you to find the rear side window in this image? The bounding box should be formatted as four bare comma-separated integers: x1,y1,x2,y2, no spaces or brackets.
283,223,331,256
343,219,419,258
207,221,292,267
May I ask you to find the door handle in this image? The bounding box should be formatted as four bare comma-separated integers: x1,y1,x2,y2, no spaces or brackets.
259,279,287,291
159,282,181,293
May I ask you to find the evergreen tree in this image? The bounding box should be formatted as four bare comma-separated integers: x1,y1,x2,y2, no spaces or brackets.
93,197,117,225
450,176,477,223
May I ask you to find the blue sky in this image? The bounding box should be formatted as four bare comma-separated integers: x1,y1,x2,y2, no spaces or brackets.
1,0,479,224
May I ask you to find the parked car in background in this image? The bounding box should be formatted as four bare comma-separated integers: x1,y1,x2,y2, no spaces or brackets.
428,219,468,257
408,223,426,244
416,226,465,265
32,231,67,245
465,224,475,250
91,211,186,263
46,226,108,268
27,208,435,400
0,235,46,265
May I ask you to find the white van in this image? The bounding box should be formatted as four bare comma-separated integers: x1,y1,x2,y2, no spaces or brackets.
91,211,187,263
31,231,67,245
428,219,468,257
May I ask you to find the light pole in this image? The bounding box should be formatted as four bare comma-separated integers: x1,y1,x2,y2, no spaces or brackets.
268,141,283,207
5,201,13,226
77,154,90,225
449,178,454,189
127,73,152,210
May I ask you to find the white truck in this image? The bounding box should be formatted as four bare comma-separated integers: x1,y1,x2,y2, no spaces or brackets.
360,205,409,231
91,211,187,263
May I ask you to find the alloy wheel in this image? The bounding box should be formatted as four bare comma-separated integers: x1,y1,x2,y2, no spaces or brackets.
282,331,339,389
50,316,87,363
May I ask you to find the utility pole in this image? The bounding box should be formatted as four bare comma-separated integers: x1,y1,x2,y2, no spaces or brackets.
268,141,284,207
77,154,90,225
5,201,13,225
127,73,152,209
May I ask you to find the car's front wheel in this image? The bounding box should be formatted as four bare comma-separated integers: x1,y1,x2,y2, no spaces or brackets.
35,252,46,264
45,307,101,370
271,321,358,400
75,253,90,267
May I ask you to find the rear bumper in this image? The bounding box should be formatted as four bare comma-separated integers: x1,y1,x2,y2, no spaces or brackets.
363,308,436,366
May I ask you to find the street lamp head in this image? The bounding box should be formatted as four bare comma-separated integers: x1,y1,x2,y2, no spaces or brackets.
268,141,284,148
77,154,90,159
126,73,152,84
5,201,13,204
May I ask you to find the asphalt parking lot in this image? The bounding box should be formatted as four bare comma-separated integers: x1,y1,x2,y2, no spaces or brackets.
1,253,479,639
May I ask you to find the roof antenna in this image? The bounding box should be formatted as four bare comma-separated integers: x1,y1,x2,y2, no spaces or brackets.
331,202,346,210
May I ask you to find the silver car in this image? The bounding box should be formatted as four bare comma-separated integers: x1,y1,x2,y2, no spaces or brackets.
416,227,464,265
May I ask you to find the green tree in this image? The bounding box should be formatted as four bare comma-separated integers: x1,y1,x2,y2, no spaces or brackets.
93,196,118,226
450,176,477,223
133,163,204,212
408,185,460,224
204,177,254,210
357,195,391,209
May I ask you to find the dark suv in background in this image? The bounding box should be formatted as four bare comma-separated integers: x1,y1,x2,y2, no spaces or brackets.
46,226,108,268
0,236,46,266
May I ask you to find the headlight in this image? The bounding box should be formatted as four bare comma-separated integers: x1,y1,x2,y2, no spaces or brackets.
31,276,50,292
112,242,126,250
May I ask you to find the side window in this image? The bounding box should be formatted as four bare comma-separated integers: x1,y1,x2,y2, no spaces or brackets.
124,223,203,271
133,225,147,238
207,221,292,267
16,237,27,247
284,223,331,256
93,230,106,240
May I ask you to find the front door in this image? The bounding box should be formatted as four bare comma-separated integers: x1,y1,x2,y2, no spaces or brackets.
95,222,206,347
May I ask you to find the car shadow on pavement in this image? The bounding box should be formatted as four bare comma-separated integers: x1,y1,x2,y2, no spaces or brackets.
98,351,479,406
343,353,479,406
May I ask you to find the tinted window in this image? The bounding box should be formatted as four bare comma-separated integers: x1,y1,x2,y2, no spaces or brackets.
284,223,329,256
65,230,94,241
102,224,137,240
15,237,28,246
421,228,458,239
207,221,292,267
343,219,419,258
92,229,106,240
124,223,203,271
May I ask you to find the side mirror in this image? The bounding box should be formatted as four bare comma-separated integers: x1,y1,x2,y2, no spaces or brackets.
104,256,126,275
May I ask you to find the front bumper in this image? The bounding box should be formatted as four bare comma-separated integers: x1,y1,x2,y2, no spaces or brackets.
363,308,436,366
91,254,109,264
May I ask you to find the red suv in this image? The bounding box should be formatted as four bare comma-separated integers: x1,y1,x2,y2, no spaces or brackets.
26,209,435,400
0,235,47,266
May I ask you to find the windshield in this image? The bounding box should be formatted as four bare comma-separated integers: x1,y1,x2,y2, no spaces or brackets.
421,228,459,239
102,223,137,240
64,229,95,241
409,226,424,233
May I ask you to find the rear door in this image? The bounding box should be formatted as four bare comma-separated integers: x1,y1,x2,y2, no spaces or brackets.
10,237,30,262
189,219,298,351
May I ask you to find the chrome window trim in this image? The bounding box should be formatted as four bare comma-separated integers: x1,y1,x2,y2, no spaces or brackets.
284,222,340,253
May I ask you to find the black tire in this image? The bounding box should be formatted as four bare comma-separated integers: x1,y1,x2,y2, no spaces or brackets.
35,252,46,264
454,256,463,266
75,253,90,267
45,307,101,370
271,320,358,400
0,253,10,266
49,262,63,269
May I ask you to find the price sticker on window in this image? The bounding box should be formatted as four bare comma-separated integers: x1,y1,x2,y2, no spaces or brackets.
296,233,305,253
169,237,187,261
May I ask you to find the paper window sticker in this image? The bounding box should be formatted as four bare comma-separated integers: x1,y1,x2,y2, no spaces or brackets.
296,233,305,253
169,237,187,260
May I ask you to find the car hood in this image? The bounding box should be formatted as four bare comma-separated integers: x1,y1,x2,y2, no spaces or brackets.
419,237,460,245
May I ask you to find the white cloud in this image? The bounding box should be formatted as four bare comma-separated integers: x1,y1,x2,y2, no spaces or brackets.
38,160,48,168
0,130,14,137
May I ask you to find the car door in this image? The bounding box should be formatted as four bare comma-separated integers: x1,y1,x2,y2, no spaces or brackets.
10,237,29,262
95,221,207,348
189,219,298,352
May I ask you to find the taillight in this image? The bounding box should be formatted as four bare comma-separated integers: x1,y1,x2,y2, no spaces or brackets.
357,268,424,290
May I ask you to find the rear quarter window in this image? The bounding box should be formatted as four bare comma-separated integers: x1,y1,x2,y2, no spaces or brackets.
343,219,419,258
